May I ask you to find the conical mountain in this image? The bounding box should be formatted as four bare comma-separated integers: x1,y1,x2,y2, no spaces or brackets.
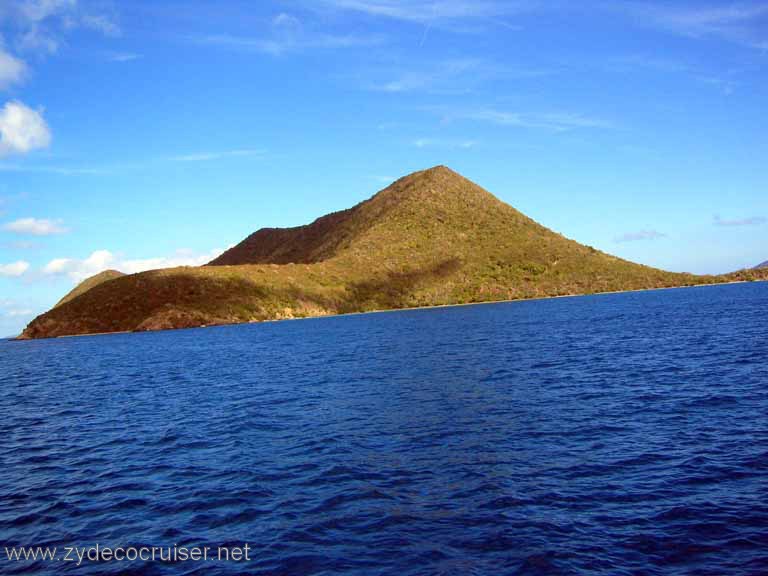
21,166,767,339
209,166,509,266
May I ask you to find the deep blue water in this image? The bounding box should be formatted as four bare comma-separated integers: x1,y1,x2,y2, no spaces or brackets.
1,282,768,575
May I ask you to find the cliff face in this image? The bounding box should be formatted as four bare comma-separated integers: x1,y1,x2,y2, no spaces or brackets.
21,166,768,339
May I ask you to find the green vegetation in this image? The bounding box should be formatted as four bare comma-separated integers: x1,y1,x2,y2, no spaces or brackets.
21,166,768,339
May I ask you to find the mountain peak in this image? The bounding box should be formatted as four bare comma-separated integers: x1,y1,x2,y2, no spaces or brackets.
208,166,494,267
398,164,465,184
424,164,455,175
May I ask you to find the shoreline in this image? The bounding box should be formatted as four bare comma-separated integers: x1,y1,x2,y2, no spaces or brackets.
344,279,757,318
13,278,765,341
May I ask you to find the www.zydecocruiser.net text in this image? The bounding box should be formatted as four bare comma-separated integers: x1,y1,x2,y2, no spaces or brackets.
4,543,252,566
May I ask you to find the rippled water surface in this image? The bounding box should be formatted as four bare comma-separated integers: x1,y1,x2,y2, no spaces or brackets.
2,282,768,575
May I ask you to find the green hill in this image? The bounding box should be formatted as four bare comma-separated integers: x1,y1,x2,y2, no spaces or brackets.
20,166,768,339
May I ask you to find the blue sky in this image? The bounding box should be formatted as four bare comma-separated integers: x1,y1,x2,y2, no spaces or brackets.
1,0,767,336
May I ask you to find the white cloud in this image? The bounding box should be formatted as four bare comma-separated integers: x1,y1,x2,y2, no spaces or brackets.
6,307,32,317
614,3,768,50
16,0,77,22
369,58,483,93
42,256,71,275
43,248,226,283
0,260,30,277
605,55,740,96
273,12,302,28
80,13,120,36
198,31,383,56
13,0,78,54
614,230,667,243
412,137,476,149
4,0,120,55
321,2,767,49
0,101,52,156
169,149,265,162
0,297,34,317
3,217,68,235
713,215,766,227
318,0,531,24
0,297,38,335
107,51,141,62
4,239,39,249
0,48,27,90
0,163,103,174
119,248,226,274
197,11,383,56
440,107,611,131
364,59,551,95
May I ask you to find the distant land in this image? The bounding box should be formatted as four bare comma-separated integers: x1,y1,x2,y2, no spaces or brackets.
20,166,768,339
755,261,768,269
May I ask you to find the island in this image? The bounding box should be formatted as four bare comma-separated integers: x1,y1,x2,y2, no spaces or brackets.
20,166,768,339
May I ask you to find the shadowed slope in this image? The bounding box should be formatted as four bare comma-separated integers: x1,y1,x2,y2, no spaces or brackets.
21,166,768,339
208,208,357,265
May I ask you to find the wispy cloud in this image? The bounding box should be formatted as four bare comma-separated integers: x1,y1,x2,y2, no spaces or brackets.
614,230,667,243
169,149,266,162
0,162,104,174
362,58,544,94
0,297,34,319
370,174,396,184
107,52,142,62
0,260,29,277
369,59,478,93
360,51,553,95
3,217,68,236
3,239,39,250
0,48,27,90
316,0,532,25
0,296,37,335
411,137,476,149
606,54,690,75
80,13,121,37
439,107,612,131
197,12,384,56
697,75,738,95
198,32,384,55
713,214,766,227
605,54,741,95
3,0,121,55
4,307,32,317
615,2,768,50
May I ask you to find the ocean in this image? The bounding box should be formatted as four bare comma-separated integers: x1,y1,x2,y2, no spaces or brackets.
2,282,767,575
